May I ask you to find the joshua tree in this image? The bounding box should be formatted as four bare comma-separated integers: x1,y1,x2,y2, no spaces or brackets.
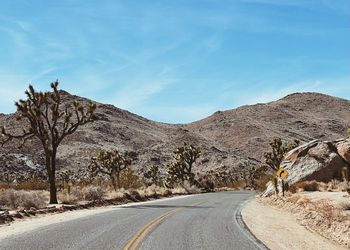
264,138,299,195
166,143,200,186
119,168,143,189
88,149,131,190
0,82,97,203
58,169,73,193
264,138,299,171
0,169,13,187
144,165,162,186
243,165,268,190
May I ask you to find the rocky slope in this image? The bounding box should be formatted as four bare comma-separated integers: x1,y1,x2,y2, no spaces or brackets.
1,91,350,181
262,138,350,196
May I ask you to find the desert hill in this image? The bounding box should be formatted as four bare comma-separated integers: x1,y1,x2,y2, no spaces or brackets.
1,91,350,180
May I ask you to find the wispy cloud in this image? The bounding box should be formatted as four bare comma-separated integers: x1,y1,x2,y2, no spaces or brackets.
111,78,176,110
238,78,350,106
0,0,349,123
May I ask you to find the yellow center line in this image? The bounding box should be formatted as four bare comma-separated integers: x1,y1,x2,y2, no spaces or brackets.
123,201,205,250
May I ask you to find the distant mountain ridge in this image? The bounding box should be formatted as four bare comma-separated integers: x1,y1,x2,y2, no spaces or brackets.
1,91,350,179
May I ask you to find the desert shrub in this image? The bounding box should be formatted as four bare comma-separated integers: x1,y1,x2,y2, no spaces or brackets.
106,189,125,200
288,184,298,193
129,190,143,201
295,196,312,206
294,180,320,191
183,181,201,194
0,179,48,191
59,193,78,205
327,179,340,191
339,201,350,211
338,181,350,192
171,186,187,195
314,200,343,222
163,189,172,197
226,180,247,189
71,186,105,202
71,186,85,200
0,189,47,209
255,174,271,192
119,168,143,189
196,176,215,192
287,194,302,203
341,167,349,182
83,186,105,201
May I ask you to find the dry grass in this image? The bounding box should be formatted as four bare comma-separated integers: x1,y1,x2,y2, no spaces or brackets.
255,174,272,192
0,189,48,210
0,179,199,212
260,192,350,247
289,180,349,193
0,180,48,191
339,201,350,211
58,193,78,205
72,186,106,201
293,180,320,192
327,179,340,191
119,168,144,189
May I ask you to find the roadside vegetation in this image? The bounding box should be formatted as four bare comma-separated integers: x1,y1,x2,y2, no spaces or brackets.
0,82,244,220
0,82,97,204
252,134,350,248
1,82,349,247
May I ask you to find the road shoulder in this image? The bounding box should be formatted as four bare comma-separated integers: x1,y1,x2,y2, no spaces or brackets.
241,199,347,250
0,195,192,241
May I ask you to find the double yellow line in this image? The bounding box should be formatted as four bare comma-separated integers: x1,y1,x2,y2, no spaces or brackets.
123,201,205,250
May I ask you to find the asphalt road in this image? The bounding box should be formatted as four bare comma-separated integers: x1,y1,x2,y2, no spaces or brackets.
0,191,265,250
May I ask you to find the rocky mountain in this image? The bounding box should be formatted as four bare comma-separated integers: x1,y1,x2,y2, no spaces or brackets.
1,91,350,181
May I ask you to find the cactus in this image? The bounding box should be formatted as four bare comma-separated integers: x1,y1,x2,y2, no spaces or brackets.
88,149,131,190
166,143,200,186
0,81,97,203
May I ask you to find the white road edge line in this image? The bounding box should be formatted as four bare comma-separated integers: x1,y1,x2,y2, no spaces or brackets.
234,197,270,250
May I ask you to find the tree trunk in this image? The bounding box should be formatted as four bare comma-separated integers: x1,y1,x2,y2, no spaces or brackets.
6,173,10,188
47,150,58,204
116,172,121,189
111,174,117,191
49,172,58,204
273,176,278,196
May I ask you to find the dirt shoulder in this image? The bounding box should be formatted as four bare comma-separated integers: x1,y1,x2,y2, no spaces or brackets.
242,199,347,250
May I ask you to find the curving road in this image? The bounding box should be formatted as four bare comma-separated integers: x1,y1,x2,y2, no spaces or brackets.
0,191,266,250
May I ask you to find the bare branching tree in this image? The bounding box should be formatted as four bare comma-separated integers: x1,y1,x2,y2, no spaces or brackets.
0,81,97,203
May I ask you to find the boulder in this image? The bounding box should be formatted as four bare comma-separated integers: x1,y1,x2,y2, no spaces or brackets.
262,139,350,196
335,138,350,163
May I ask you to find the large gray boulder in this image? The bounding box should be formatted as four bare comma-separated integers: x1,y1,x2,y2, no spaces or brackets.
262,139,350,196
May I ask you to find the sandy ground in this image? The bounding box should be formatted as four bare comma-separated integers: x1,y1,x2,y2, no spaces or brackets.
0,195,191,241
242,199,347,250
302,191,350,205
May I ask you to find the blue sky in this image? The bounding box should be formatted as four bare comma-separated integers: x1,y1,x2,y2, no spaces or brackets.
0,0,349,123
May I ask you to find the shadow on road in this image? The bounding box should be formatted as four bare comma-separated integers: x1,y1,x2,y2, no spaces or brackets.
123,204,213,209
